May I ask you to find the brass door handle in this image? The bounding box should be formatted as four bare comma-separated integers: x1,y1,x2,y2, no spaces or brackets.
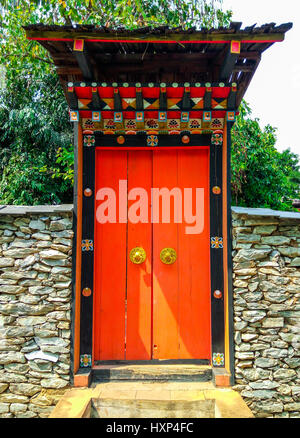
160,248,177,264
129,247,146,264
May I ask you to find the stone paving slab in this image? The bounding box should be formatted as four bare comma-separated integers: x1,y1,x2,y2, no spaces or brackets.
91,398,215,418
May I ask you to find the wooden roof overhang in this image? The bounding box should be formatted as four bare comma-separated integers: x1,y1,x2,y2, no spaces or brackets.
24,22,292,111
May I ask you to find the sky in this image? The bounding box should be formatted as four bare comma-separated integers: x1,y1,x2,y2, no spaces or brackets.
222,0,300,156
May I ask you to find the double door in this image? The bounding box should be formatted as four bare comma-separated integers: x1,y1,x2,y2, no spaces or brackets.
93,148,210,360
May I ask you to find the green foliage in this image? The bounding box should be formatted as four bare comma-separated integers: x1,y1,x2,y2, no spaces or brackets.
0,74,73,205
1,2,298,211
0,1,232,85
231,101,300,211
0,0,232,206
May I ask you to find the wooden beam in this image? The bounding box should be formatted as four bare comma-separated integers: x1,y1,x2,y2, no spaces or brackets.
236,56,261,107
57,67,82,75
219,46,239,82
72,41,94,81
74,52,94,81
91,88,102,109
67,86,78,109
227,87,237,110
204,88,212,110
25,29,286,43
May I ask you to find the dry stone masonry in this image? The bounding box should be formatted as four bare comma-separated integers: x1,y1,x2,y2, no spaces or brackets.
232,207,300,418
0,206,73,418
0,204,299,418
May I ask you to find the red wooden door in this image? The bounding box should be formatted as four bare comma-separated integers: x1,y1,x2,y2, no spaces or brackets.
94,148,210,361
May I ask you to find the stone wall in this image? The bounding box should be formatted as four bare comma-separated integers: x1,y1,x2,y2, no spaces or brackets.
232,207,300,418
0,206,73,418
1,204,299,418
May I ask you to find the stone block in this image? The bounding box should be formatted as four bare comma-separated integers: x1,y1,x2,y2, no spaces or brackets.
262,318,284,328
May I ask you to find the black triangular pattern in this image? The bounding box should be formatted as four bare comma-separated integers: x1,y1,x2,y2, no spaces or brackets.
96,99,112,110
143,97,159,105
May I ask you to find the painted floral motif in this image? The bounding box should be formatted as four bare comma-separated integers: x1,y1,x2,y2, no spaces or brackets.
146,119,159,129
83,135,95,147
189,119,201,129
125,119,137,129
211,237,223,249
83,119,95,129
211,132,223,146
213,352,224,366
82,239,94,251
80,354,92,368
147,135,158,147
104,119,116,130
211,118,223,129
168,119,180,129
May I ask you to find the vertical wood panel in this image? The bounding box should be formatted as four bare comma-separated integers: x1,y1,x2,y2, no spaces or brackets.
94,150,127,360
126,151,152,360
177,149,211,359
152,150,179,359
152,149,211,359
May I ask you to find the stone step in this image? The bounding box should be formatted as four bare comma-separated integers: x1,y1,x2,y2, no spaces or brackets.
91,398,215,418
49,383,254,418
92,363,212,383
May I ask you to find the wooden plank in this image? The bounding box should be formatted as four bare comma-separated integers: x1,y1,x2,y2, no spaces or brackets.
177,149,211,359
94,150,127,360
152,150,180,359
25,29,286,43
126,151,152,360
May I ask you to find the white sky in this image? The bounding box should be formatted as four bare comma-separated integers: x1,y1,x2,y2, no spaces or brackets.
222,0,300,156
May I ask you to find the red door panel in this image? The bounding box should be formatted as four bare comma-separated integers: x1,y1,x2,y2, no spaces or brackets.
152,150,180,359
152,149,210,359
176,149,211,359
126,151,152,359
94,150,127,360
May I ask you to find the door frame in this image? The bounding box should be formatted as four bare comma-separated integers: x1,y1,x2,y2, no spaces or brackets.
72,128,234,380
